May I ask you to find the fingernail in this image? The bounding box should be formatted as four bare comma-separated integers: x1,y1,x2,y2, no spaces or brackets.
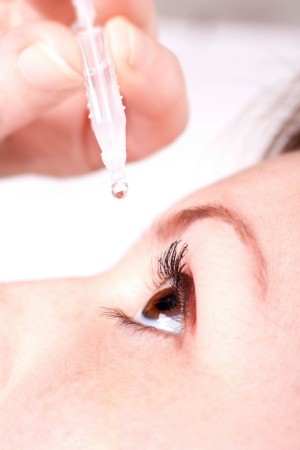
18,41,83,90
106,18,156,71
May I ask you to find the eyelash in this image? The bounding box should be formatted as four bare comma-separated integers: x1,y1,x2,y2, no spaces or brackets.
102,240,193,337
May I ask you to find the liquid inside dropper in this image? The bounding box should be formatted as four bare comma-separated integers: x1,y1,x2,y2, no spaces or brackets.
112,180,128,199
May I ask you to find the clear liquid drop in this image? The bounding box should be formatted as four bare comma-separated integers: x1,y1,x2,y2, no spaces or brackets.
112,180,128,199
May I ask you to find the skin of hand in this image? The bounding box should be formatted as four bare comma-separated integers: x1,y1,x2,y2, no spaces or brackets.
0,0,188,176
0,152,300,449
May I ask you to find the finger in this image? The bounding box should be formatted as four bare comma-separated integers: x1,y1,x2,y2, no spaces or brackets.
0,21,83,140
95,0,156,37
21,0,156,36
105,17,188,161
11,1,74,26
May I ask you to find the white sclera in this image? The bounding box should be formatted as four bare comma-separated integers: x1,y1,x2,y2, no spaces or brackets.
134,310,183,334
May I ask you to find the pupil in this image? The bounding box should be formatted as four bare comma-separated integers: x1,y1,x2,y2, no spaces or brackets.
156,294,178,311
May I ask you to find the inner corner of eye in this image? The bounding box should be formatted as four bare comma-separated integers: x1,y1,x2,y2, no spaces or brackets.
134,287,184,335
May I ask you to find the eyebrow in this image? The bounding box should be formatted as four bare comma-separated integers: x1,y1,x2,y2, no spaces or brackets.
153,203,267,295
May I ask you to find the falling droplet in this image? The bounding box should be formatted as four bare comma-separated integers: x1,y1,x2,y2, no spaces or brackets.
112,180,128,199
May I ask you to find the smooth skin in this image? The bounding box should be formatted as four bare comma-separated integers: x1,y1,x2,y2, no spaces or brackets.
0,0,188,176
0,152,299,449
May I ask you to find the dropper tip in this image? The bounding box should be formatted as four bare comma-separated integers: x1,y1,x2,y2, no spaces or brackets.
112,180,128,199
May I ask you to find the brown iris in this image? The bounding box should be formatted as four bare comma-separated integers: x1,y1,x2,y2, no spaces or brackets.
141,287,182,320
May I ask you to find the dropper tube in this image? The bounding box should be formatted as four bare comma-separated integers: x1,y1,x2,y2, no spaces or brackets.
72,0,128,198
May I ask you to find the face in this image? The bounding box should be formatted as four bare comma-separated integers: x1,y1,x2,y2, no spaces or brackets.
1,153,300,450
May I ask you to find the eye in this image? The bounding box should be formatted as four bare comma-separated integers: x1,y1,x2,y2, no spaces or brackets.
134,286,185,334
101,241,193,337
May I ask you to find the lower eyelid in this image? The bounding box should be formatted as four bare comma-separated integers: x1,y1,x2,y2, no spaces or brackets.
101,307,168,337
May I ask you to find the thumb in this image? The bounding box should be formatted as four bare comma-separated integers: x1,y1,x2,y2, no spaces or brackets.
0,21,83,140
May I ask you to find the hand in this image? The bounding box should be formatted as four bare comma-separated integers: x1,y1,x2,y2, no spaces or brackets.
0,0,188,176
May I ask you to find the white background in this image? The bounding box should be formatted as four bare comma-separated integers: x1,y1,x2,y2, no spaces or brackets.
157,0,300,24
1,17,300,281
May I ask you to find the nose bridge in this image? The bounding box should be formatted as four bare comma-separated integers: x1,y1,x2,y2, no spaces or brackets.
60,274,109,356
19,275,115,384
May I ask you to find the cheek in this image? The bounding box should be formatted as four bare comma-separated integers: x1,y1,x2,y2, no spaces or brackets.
97,340,202,447
96,330,300,450
2,321,299,450
0,321,108,448
0,331,196,449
